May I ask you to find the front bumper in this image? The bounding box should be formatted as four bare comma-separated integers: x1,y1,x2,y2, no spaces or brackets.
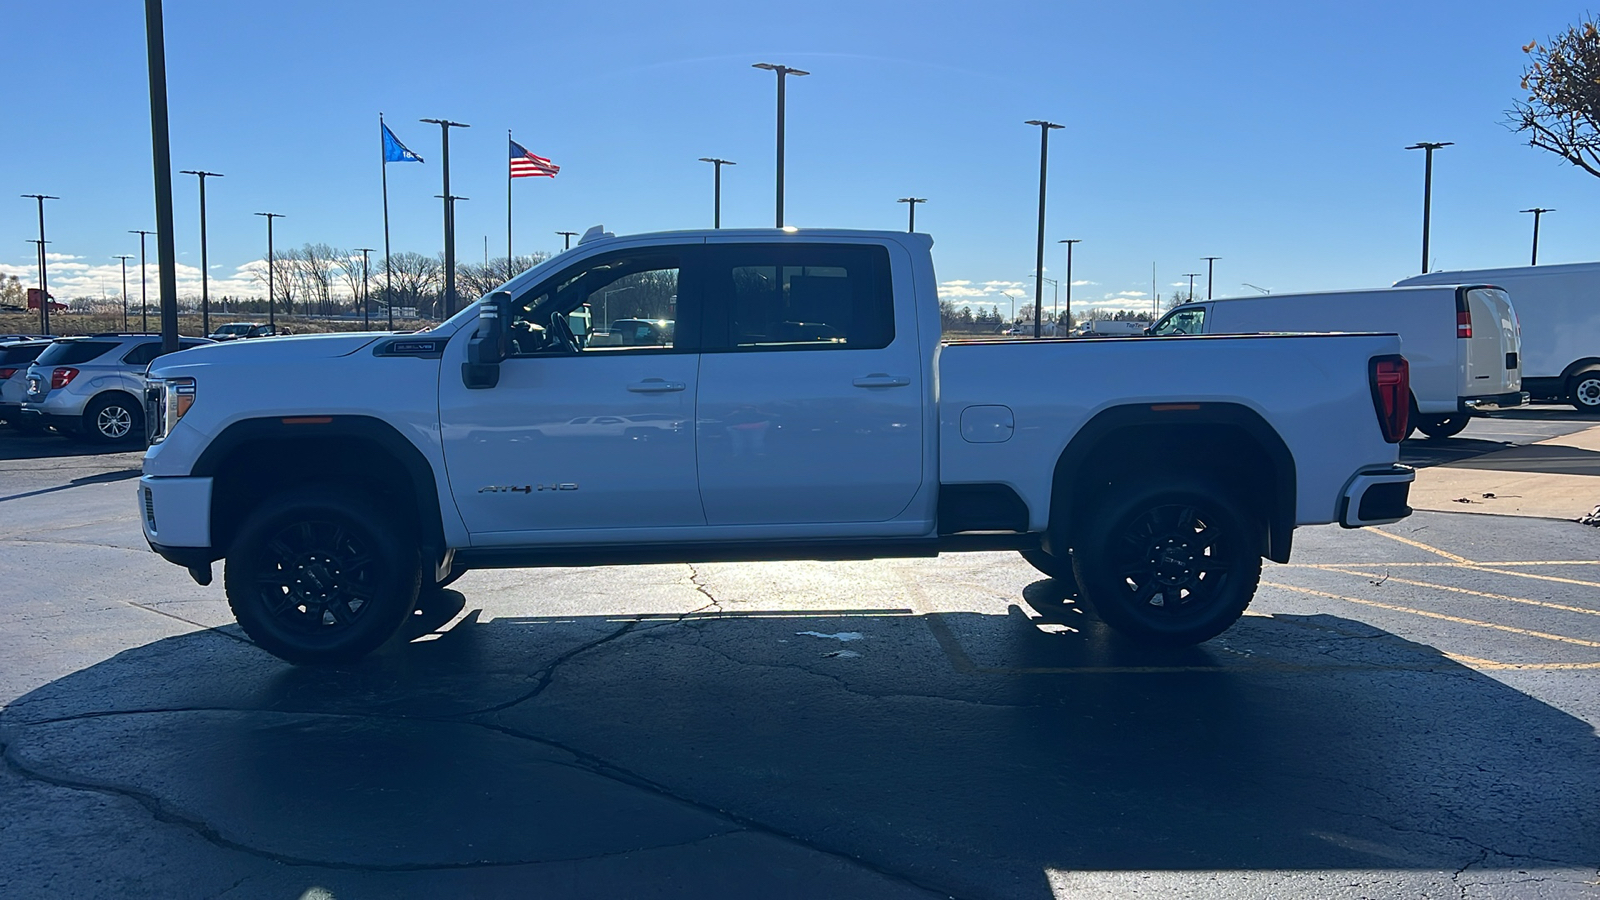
138,474,213,552
1339,464,1414,528
1461,390,1529,412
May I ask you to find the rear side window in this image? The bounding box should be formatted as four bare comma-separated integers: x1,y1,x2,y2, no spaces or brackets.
0,344,47,365
35,341,118,366
121,342,162,366
705,244,894,350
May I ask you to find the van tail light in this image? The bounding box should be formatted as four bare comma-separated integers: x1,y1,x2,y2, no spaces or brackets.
1369,355,1410,443
0,368,15,379
1456,310,1472,339
51,367,79,389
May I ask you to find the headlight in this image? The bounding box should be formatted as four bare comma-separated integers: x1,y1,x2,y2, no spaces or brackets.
147,376,196,444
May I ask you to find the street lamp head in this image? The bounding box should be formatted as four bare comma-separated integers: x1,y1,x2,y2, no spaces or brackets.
897,197,926,204
753,62,809,76
179,170,223,178
699,157,736,165
1025,120,1065,130
1520,207,1555,214
1058,238,1081,244
1405,141,1453,151
420,118,471,128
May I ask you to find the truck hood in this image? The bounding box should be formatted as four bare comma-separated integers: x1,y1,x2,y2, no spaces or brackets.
150,332,387,374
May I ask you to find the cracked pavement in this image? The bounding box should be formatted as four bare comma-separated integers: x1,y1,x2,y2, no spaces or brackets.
1,433,1598,898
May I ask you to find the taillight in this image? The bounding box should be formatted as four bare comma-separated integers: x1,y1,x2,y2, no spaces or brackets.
1456,309,1472,339
1369,355,1410,443
0,368,15,379
51,367,79,389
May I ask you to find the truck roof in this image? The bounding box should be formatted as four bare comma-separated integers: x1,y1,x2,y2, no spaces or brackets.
1396,260,1600,284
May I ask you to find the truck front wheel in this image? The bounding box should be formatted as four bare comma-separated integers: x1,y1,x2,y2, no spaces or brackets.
1072,481,1261,647
224,487,422,664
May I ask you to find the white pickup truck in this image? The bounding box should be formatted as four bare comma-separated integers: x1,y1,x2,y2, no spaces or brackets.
140,228,1415,665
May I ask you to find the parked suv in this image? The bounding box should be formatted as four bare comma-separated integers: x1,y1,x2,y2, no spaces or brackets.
21,334,212,443
0,339,52,431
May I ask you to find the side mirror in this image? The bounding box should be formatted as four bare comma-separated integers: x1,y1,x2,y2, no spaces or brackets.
463,290,511,389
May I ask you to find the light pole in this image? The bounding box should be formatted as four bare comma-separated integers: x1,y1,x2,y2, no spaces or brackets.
1025,120,1064,338
254,212,283,327
752,62,809,228
179,170,222,336
1405,141,1452,274
129,230,155,332
698,158,736,228
556,231,578,250
1183,273,1201,303
1058,239,1080,328
114,255,133,331
1521,208,1554,265
21,195,57,335
897,197,926,233
143,0,181,353
354,248,374,328
1000,290,1021,327
420,117,470,316
1201,256,1220,300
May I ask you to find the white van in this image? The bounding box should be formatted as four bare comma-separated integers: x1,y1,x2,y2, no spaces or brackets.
1150,285,1524,438
1396,263,1600,412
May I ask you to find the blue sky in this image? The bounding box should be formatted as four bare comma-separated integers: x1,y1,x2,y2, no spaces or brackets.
2,0,1595,315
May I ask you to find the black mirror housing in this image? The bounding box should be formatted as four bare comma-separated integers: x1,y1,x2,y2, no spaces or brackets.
463,291,512,389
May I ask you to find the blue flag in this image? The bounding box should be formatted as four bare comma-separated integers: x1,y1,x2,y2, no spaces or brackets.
382,123,423,164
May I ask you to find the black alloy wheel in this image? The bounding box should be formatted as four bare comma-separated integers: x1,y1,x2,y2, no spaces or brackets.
225,487,421,664
1072,482,1261,647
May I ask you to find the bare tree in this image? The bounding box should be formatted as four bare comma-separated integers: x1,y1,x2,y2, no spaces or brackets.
1512,17,1600,177
383,252,443,317
456,253,551,303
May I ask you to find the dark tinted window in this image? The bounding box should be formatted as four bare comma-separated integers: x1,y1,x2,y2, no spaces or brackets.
706,244,894,350
0,343,47,365
121,342,161,366
36,341,118,366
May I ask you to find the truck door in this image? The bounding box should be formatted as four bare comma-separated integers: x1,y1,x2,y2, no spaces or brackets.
695,241,924,526
439,246,705,537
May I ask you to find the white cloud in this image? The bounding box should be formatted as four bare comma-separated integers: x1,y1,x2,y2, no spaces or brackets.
0,258,266,304
1071,279,1096,287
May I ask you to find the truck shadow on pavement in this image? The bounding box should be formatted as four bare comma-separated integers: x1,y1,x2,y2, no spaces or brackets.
1,589,1596,897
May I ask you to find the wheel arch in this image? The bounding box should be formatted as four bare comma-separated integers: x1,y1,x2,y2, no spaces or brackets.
1559,358,1600,383
1042,403,1296,564
191,415,445,565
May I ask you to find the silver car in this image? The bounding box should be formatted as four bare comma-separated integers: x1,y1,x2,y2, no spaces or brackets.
0,339,52,432
21,334,212,443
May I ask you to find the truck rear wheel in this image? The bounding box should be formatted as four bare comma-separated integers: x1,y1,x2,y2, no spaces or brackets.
1071,481,1261,647
1569,370,1600,414
224,487,421,664
1416,414,1470,439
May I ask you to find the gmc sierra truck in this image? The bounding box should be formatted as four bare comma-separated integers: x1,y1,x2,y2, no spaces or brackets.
140,228,1415,665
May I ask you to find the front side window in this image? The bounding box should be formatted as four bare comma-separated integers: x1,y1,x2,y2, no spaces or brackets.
706,244,894,350
507,251,685,356
1153,308,1205,336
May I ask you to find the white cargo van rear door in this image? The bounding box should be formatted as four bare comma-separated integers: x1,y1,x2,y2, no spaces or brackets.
1458,286,1522,401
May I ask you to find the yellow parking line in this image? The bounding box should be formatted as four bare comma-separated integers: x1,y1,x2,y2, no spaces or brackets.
1306,567,1600,618
1287,560,1600,568
1446,653,1600,671
1262,581,1600,649
1369,529,1472,563
1466,565,1600,591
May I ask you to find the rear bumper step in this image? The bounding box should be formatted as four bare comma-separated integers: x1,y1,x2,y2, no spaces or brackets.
1460,391,1528,412
1339,464,1414,528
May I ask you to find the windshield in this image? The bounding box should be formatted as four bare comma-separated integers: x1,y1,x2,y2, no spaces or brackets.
36,341,118,366
1152,307,1206,336
214,324,251,335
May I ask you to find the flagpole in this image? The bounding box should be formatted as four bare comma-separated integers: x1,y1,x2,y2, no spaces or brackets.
381,112,394,330
507,130,513,281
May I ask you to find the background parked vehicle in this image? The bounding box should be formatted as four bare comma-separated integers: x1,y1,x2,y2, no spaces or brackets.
1150,285,1524,438
1395,262,1600,413
208,323,277,341
0,339,52,432
21,334,212,443
1076,320,1146,337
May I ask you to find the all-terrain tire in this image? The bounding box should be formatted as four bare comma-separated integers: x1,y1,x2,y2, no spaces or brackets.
224,486,422,664
1019,548,1074,580
1071,480,1262,647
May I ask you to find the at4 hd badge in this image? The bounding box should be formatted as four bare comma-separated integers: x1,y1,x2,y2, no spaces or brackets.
479,484,578,493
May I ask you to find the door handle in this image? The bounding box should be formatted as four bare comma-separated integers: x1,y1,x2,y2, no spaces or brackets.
852,374,911,388
627,379,687,393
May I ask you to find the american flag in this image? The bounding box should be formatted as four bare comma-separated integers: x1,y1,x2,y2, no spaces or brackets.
510,139,559,178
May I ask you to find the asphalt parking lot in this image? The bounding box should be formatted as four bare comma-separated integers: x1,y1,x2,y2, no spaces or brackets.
0,413,1597,899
